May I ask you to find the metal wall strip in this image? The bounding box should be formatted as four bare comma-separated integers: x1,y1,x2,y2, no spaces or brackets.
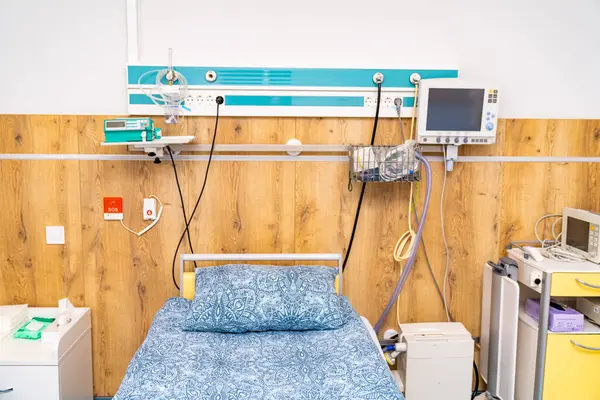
1,153,600,163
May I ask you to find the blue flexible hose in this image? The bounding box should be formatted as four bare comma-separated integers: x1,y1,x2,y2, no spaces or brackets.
374,153,433,333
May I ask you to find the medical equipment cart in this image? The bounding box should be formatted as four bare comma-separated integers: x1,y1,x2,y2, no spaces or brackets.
0,307,92,399
509,248,600,400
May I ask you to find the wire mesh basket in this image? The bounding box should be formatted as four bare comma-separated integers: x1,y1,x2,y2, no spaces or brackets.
348,143,420,183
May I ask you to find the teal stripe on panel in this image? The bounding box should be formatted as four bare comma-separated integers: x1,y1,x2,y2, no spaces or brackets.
224,95,364,107
128,66,458,88
129,94,164,105
403,97,415,107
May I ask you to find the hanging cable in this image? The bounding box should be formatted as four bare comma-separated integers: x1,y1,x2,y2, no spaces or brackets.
440,145,451,322
171,97,223,290
119,195,164,236
393,83,420,327
413,207,455,322
534,213,586,262
167,146,198,271
342,82,382,271
392,84,420,267
472,360,480,400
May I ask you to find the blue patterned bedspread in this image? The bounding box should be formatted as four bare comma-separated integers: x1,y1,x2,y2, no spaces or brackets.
114,298,403,400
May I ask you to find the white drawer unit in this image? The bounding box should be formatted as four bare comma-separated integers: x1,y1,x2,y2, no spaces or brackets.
0,308,92,400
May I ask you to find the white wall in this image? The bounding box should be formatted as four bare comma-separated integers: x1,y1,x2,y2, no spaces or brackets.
1,0,599,118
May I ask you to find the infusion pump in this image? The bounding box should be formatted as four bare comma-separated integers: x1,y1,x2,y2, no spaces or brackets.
416,79,499,145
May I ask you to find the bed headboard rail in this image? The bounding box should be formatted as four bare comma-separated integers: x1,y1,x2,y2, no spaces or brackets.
180,253,343,298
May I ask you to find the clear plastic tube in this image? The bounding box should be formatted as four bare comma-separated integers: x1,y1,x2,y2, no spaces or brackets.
374,153,433,332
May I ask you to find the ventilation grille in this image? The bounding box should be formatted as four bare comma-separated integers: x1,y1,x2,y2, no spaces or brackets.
218,69,293,85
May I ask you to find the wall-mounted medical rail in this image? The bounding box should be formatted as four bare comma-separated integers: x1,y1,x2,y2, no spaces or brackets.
126,144,442,154
179,253,343,297
2,153,600,163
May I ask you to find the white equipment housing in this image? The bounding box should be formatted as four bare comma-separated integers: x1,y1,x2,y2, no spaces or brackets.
397,322,474,400
417,78,499,145
576,297,600,325
561,207,600,264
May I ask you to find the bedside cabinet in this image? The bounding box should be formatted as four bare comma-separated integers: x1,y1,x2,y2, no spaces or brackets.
509,249,600,400
0,307,92,399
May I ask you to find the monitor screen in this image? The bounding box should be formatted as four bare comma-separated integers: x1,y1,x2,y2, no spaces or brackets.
566,217,590,252
106,120,126,129
425,88,485,131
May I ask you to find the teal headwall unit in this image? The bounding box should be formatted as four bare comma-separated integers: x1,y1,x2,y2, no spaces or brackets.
127,65,457,117
128,66,458,87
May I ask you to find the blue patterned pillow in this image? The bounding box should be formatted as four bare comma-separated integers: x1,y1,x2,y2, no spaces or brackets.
181,264,353,333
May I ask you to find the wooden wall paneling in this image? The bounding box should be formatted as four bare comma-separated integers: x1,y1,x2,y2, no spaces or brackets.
78,160,190,394
1,115,599,397
544,120,590,213
184,161,296,255
293,117,414,326
439,161,503,334
0,159,27,305
0,115,28,153
0,116,27,304
499,119,596,253
499,120,554,250
78,115,126,155
186,116,298,145
293,118,370,317
586,120,600,212
0,116,83,307
78,115,195,394
184,117,297,263
441,120,505,334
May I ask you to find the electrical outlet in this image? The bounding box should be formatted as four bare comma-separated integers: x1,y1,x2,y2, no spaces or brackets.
383,97,394,108
530,270,543,287
364,96,403,108
185,92,222,107
184,97,195,109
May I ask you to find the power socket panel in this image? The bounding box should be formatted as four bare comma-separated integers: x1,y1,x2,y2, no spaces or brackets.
184,94,220,110
364,95,404,108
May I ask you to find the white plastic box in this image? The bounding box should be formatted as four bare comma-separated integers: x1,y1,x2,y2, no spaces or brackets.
0,305,28,341
397,322,474,400
0,307,93,399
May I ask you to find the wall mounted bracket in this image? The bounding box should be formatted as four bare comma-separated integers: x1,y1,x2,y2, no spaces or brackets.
445,145,459,171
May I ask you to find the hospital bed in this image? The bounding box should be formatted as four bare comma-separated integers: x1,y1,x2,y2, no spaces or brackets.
113,253,403,400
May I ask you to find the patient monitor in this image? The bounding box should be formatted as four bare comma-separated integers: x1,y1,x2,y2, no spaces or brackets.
417,79,499,145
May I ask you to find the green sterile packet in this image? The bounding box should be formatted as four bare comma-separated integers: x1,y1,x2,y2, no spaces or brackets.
13,317,55,340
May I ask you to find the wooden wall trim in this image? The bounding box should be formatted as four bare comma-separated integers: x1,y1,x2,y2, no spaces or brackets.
0,115,598,396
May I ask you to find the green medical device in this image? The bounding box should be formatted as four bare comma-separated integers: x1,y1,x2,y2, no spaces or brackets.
103,118,162,143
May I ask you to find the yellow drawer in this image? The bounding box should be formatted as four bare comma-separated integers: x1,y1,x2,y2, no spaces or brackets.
550,273,600,297
543,334,600,400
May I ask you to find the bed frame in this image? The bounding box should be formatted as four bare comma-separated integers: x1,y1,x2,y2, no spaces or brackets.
179,253,343,299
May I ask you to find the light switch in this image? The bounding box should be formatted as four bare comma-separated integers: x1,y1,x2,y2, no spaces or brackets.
46,226,65,245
